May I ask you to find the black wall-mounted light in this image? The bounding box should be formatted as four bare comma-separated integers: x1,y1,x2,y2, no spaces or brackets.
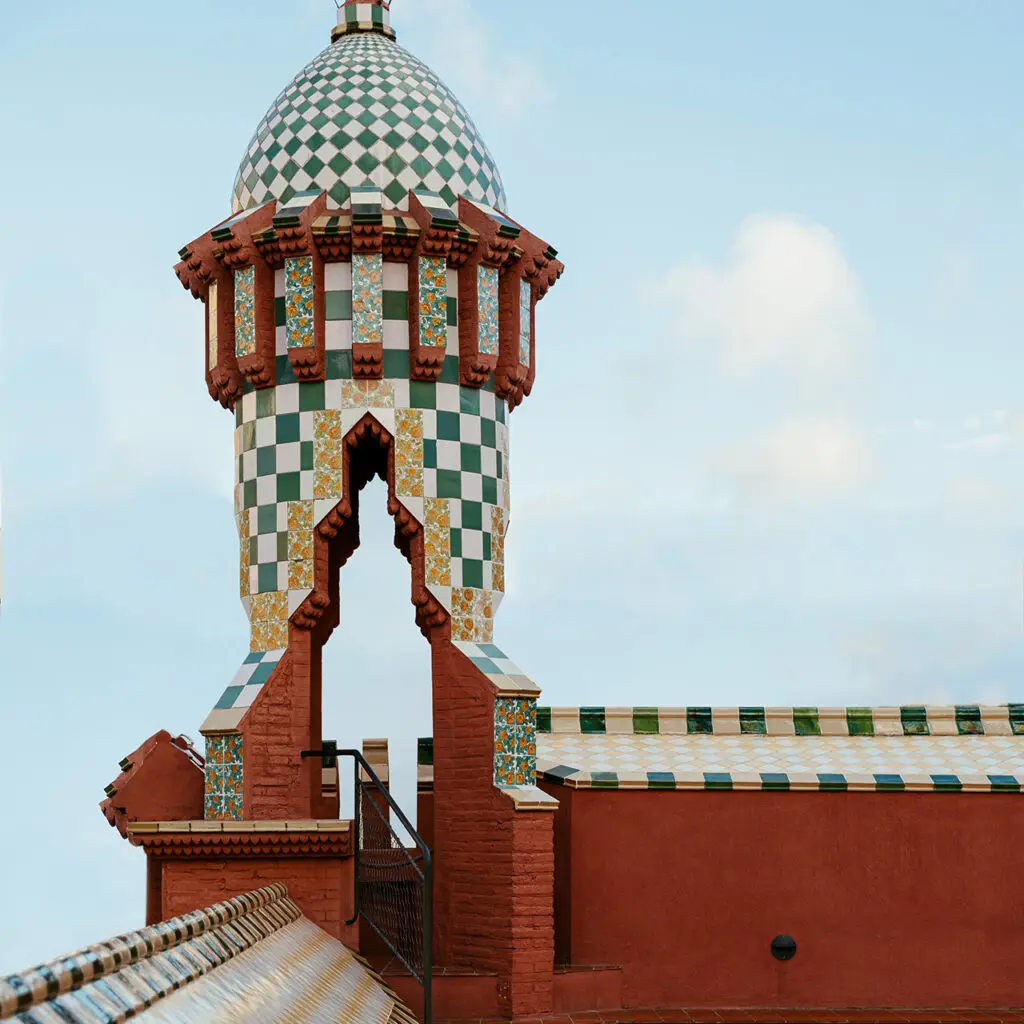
771,934,797,961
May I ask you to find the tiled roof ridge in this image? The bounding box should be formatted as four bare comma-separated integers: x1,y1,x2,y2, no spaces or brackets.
0,883,297,1020
536,704,1024,737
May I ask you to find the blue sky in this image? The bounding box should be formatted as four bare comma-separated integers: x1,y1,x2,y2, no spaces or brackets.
1,0,1023,973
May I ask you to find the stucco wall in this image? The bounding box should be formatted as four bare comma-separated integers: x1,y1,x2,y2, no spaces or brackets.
542,784,1024,1009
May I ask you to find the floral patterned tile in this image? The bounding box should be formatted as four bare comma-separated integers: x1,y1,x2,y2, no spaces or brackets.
285,256,315,349
424,498,451,587
419,256,448,349
395,408,424,498
340,379,394,409
519,279,531,367
234,266,256,358
491,505,506,594
204,734,244,821
494,697,538,787
477,265,499,356
352,253,383,346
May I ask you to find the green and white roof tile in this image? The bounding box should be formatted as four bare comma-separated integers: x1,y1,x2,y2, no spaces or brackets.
232,4,507,214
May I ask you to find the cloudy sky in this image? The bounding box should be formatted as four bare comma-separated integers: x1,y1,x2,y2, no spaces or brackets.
1,0,1022,973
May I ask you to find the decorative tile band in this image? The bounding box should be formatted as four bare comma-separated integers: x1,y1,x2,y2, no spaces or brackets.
0,884,298,1021
234,265,256,358
537,705,1024,737
477,264,499,355
494,697,538,788
285,256,315,349
352,253,383,346
208,280,218,370
204,733,244,820
419,256,448,349
519,278,531,367
537,763,1024,795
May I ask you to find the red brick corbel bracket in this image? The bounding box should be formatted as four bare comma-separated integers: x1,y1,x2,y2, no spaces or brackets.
176,238,243,409
215,204,279,392
457,198,519,389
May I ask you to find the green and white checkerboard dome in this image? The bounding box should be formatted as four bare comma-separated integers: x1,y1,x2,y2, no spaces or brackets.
231,1,507,214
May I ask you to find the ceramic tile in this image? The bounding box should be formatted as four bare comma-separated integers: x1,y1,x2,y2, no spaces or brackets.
519,278,531,367
477,265,499,356
494,697,538,787
234,266,256,358
204,734,244,820
419,256,448,349
285,256,315,349
208,280,219,370
352,253,383,346
424,497,451,587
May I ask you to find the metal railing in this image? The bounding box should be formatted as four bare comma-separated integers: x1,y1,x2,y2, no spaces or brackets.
303,743,432,1024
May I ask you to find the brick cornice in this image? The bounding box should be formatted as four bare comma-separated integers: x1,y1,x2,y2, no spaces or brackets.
130,821,352,857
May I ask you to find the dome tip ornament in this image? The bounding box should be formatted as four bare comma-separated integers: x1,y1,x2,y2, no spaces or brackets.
332,0,395,42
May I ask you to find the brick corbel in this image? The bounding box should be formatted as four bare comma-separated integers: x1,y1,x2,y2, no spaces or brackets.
457,198,519,389
515,236,564,400
213,208,277,392
407,193,456,383
496,246,529,408
176,238,243,409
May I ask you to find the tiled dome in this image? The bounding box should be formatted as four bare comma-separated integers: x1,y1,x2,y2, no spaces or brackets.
231,8,507,214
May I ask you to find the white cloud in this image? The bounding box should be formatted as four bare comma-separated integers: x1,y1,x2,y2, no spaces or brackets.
399,0,552,118
655,213,872,378
709,416,874,505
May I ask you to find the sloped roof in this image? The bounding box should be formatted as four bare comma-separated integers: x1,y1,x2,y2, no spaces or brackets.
536,704,1024,792
0,885,416,1024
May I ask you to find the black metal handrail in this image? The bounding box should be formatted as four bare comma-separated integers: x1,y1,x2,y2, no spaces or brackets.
302,743,432,1024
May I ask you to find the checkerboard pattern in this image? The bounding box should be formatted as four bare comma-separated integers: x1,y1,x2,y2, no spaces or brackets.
537,704,1024,737
204,734,244,820
337,1,395,39
202,650,288,734
232,31,506,213
534,705,1024,794
537,732,1024,794
453,641,539,694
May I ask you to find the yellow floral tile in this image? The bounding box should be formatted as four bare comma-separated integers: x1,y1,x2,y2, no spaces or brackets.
265,619,289,649
239,532,250,600
314,409,343,444
396,467,423,498
340,379,394,409
424,498,451,588
314,469,343,500
491,564,505,593
288,526,313,562
250,620,272,653
395,409,424,497
288,500,313,533
288,558,314,590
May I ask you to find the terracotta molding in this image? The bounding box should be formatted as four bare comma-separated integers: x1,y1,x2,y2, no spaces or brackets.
496,247,529,408
132,830,353,857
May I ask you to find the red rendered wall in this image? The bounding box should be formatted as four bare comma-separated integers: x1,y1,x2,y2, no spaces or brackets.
159,857,355,945
543,785,1024,1009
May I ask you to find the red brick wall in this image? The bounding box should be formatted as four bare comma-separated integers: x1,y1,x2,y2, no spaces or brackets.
431,635,554,1017
242,631,320,820
543,785,1024,1009
159,855,355,945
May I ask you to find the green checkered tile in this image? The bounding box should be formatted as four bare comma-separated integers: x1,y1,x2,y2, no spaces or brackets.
233,32,506,214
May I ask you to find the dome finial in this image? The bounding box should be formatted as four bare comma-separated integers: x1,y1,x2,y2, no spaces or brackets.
332,0,395,42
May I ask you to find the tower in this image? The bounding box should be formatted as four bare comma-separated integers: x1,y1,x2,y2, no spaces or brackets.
104,2,564,1018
